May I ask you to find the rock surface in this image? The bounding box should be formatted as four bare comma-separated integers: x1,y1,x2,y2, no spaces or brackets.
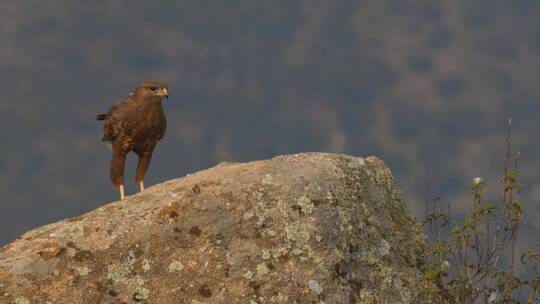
0,153,432,303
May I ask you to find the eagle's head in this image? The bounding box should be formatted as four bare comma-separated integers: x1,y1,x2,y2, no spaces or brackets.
133,80,169,102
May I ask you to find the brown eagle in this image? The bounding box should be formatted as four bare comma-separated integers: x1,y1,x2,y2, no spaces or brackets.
96,80,169,200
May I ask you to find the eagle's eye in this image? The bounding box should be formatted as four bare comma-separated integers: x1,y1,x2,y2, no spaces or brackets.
149,86,158,92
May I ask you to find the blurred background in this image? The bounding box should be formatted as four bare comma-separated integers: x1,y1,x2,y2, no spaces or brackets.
1,0,539,246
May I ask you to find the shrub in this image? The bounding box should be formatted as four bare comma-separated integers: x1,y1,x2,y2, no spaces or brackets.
423,119,539,304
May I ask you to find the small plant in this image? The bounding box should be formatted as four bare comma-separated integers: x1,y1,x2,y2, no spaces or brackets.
422,119,540,304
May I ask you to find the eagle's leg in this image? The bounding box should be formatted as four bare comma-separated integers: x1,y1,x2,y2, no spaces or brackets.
135,152,152,192
110,148,127,200
119,185,125,200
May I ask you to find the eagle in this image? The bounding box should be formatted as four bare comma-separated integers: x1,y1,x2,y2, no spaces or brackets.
96,80,169,200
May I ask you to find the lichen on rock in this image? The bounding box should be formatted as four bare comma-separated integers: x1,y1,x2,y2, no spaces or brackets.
168,261,184,273
0,152,437,303
285,221,310,244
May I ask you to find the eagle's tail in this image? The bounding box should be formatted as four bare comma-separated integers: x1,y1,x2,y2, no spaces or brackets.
96,114,107,121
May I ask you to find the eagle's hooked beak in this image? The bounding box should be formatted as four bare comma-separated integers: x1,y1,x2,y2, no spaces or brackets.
159,88,169,99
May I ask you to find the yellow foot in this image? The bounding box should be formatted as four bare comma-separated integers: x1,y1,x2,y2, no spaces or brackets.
119,185,125,200
139,181,145,192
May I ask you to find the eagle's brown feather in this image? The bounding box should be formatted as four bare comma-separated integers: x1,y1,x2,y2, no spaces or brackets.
97,80,168,196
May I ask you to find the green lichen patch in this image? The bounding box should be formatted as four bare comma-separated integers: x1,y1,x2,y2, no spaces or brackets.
133,287,150,301
279,194,316,217
77,265,90,276
107,262,131,283
296,195,314,215
261,250,271,260
308,280,323,294
285,222,310,244
256,263,270,277
141,259,152,272
168,261,184,273
15,297,30,304
271,246,289,259
243,270,254,280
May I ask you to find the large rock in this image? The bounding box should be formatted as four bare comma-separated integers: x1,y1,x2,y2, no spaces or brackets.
0,153,432,303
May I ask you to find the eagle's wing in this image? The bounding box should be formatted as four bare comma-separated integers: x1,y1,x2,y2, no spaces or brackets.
102,100,126,142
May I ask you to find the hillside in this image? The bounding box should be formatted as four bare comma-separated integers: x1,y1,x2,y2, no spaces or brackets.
2,1,540,245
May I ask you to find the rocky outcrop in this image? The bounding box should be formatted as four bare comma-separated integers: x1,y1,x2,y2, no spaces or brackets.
0,153,433,303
